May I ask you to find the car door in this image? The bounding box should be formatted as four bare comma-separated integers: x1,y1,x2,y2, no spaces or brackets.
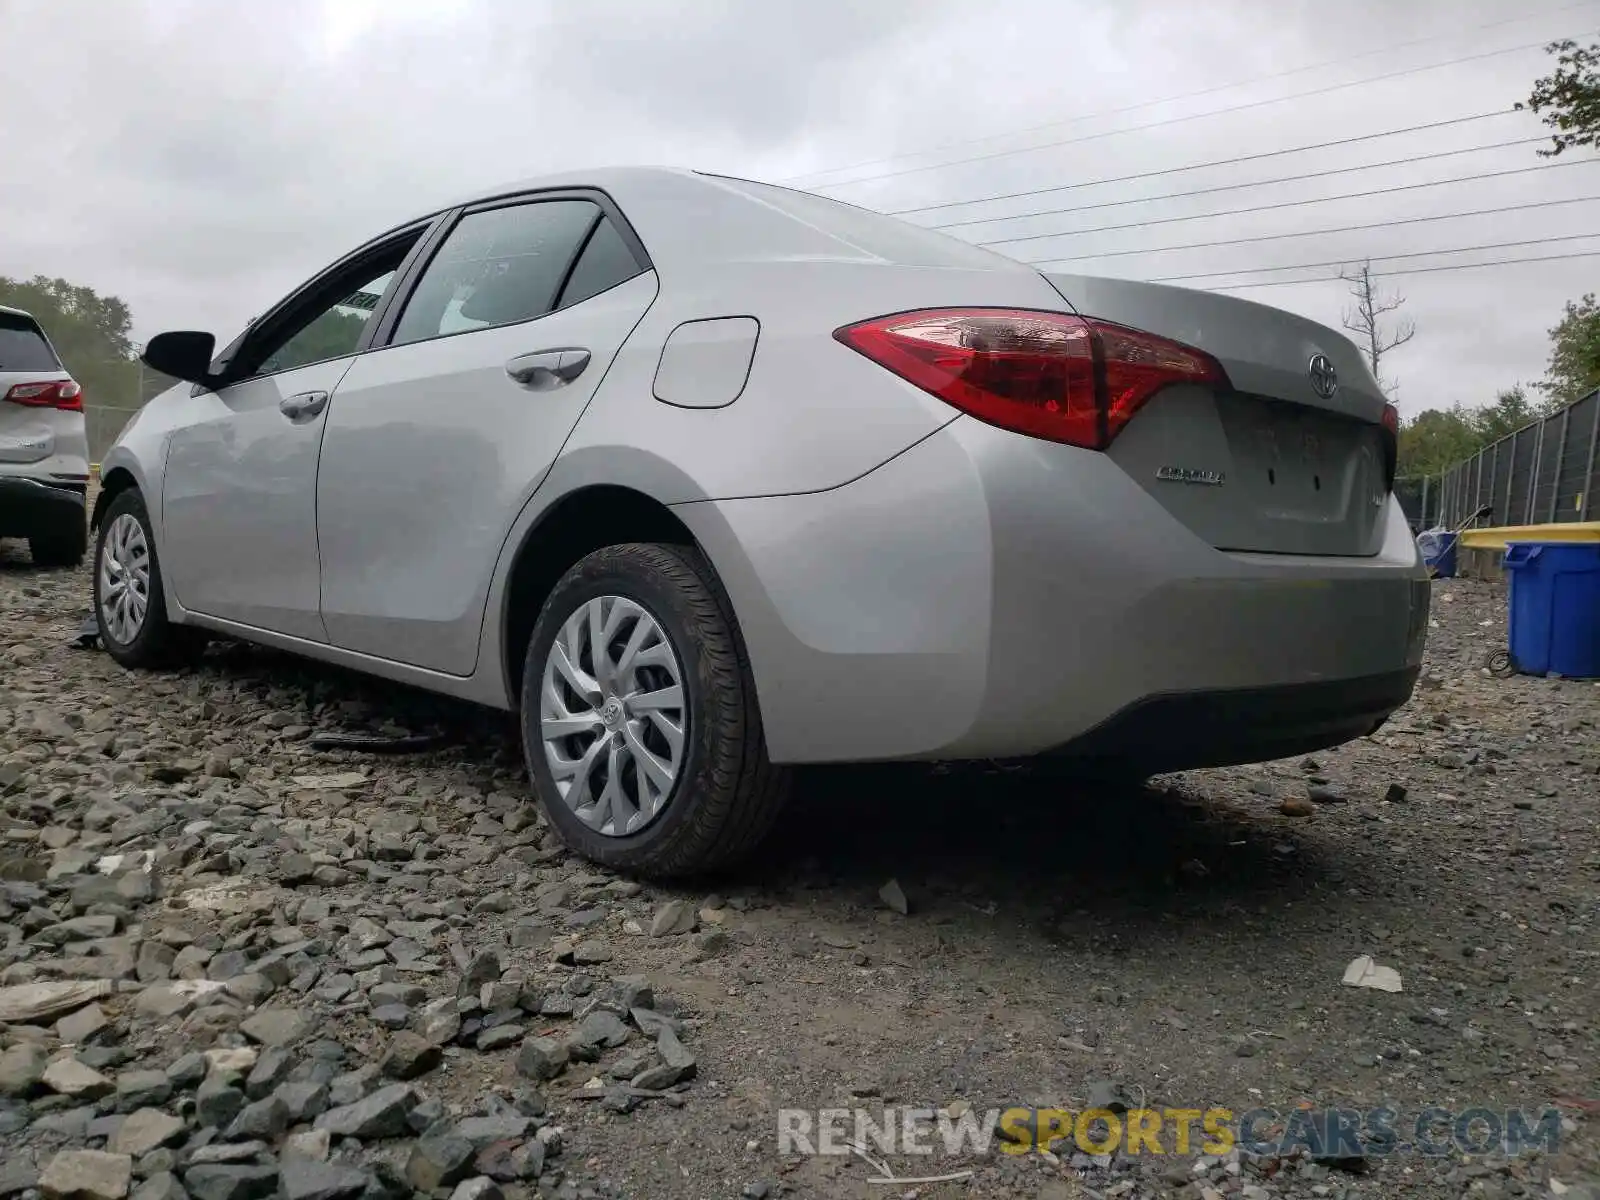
315,192,657,674
159,227,428,640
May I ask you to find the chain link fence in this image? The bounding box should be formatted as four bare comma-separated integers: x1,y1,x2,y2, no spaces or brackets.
1397,388,1600,534
84,366,179,464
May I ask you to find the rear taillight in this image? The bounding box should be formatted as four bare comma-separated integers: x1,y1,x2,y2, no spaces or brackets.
3,380,82,412
834,308,1228,450
1380,401,1399,491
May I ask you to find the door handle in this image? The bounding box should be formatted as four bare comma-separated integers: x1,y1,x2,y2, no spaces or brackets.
505,348,591,391
279,390,329,420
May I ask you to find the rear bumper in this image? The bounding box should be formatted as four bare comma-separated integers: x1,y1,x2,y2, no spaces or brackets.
1051,667,1420,772
679,415,1429,766
0,476,87,539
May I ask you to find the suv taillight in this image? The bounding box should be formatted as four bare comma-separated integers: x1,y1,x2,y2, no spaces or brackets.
3,380,82,412
834,308,1228,450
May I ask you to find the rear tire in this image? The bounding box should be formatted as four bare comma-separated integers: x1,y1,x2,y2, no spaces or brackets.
519,542,790,879
28,524,87,569
94,489,208,670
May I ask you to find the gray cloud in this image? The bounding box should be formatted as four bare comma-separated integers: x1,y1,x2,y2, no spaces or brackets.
1,0,1592,414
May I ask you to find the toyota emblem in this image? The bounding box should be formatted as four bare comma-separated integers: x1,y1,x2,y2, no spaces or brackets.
1308,354,1338,400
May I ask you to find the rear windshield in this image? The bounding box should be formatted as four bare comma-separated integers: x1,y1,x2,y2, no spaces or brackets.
0,313,61,372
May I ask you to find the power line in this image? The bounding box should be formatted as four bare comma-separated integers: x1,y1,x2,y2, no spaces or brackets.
803,36,1571,191
780,1,1598,185
1022,195,1600,264
886,110,1517,217
1146,232,1600,282
926,136,1547,230
978,158,1598,248
1204,249,1600,290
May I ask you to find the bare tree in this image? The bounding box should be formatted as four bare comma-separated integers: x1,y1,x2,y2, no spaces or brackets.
1339,260,1415,395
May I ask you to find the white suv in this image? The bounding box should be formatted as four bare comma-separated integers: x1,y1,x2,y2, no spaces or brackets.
0,304,90,566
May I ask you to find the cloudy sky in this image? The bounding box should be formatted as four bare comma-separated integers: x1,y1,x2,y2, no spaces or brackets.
3,0,1595,415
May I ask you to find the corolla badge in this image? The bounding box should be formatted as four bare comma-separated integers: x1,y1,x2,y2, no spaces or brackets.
1156,466,1225,486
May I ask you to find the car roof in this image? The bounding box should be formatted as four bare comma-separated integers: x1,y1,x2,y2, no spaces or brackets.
0,303,37,321
411,165,1031,277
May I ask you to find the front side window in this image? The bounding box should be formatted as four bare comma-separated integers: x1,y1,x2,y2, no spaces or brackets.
390,200,603,347
255,265,400,377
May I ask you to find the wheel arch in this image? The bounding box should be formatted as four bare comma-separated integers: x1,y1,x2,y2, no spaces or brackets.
499,483,707,704
90,465,142,533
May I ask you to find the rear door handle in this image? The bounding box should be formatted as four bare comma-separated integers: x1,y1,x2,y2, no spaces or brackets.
505,348,591,390
279,390,329,420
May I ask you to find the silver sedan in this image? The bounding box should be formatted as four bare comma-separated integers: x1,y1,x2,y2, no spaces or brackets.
95,167,1429,877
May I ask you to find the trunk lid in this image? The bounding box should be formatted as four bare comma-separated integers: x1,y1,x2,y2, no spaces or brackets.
1044,273,1391,557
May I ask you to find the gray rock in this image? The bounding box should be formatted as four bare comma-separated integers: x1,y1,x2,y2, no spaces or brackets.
878,878,909,915
656,1026,697,1078
281,1129,330,1163
448,1180,502,1200
43,1057,114,1100
273,1081,329,1124
514,1036,568,1081
648,900,696,937
610,976,654,1010
460,950,501,991
276,1159,369,1200
242,1048,293,1101
238,1008,310,1048
313,1083,419,1139
576,1010,630,1051
130,1172,186,1200
475,1025,523,1052
446,1115,526,1150
416,998,461,1046
108,1109,186,1158
325,1065,379,1108
368,1005,410,1031
58,1002,110,1045
115,1070,173,1111
39,1151,133,1200
224,1096,287,1142
165,1053,207,1089
195,1078,245,1129
0,1041,47,1096
378,1032,440,1081
180,1165,277,1200
474,1139,544,1183
405,1129,476,1191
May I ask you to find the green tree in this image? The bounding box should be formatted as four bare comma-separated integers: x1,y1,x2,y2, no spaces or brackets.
1398,406,1479,477
0,274,141,408
1471,386,1537,442
1536,293,1600,409
1519,39,1600,157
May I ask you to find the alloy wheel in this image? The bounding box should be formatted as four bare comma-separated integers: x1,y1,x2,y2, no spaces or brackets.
539,594,687,836
99,513,151,645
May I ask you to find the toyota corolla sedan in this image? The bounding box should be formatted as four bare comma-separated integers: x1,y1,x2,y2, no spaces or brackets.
97,167,1428,877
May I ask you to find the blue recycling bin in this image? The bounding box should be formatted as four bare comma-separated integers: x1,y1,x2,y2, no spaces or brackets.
1503,541,1600,678
1416,529,1458,579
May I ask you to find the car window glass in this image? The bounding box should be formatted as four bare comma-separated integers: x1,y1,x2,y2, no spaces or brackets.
256,267,398,377
557,216,643,309
0,313,61,372
391,201,599,346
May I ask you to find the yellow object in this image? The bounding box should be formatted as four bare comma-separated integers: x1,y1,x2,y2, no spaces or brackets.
1458,522,1600,551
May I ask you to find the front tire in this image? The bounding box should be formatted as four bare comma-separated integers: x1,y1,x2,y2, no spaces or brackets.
519,542,789,879
94,489,207,669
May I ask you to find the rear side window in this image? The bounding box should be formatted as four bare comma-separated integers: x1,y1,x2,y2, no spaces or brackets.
557,216,643,308
0,313,61,373
391,200,600,346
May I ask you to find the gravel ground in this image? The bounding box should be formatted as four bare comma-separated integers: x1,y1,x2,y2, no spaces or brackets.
1,538,1596,1200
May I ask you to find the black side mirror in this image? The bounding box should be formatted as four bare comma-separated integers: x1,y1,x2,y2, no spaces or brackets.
142,331,218,386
